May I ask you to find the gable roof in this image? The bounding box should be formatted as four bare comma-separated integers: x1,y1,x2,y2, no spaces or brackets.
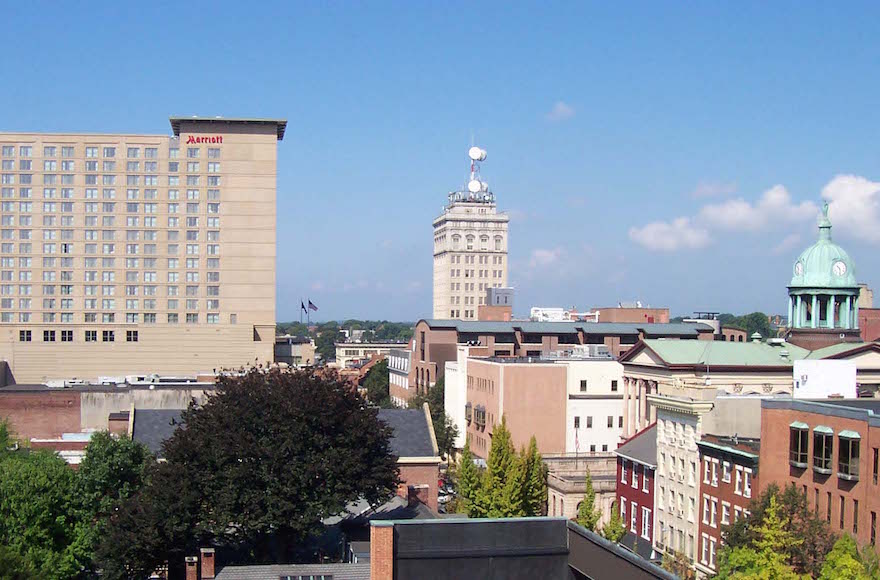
131,409,183,457
377,408,438,458
615,424,657,467
215,563,370,580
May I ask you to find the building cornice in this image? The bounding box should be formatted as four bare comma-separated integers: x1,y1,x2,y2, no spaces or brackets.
647,393,714,416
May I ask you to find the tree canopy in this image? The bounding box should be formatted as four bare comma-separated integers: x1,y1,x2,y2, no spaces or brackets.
98,368,401,574
363,359,394,408
601,501,626,543
575,469,602,531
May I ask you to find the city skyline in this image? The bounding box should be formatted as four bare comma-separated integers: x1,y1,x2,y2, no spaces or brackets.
3,2,880,321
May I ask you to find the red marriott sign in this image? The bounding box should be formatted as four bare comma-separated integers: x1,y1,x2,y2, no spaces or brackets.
185,135,223,144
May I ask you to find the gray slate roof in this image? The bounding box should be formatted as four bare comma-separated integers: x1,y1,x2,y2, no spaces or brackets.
132,409,183,457
215,563,370,580
377,409,436,458
615,424,657,467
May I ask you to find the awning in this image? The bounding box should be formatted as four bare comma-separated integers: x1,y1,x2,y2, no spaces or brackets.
789,421,808,430
839,430,861,440
813,425,833,435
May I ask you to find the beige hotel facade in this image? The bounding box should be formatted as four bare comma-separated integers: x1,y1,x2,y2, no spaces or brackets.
0,117,285,384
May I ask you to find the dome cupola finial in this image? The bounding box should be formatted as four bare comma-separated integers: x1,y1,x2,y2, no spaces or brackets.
818,201,832,241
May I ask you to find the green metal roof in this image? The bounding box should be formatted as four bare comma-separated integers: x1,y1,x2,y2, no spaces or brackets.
790,421,809,429
805,342,866,359
839,430,861,439
639,339,811,367
813,425,833,434
789,203,858,289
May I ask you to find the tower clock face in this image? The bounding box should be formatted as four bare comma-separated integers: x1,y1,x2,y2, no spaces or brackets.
794,261,803,276
833,261,847,276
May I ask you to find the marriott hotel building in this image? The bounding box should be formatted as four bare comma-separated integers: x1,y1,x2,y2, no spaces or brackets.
0,117,285,383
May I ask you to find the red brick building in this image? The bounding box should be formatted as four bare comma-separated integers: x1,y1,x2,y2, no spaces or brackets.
616,423,657,561
695,435,759,576
760,399,880,548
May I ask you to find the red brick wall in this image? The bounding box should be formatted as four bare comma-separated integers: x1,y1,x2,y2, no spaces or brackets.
860,308,880,342
370,525,394,580
398,462,440,511
616,456,655,543
761,406,878,548
0,391,81,441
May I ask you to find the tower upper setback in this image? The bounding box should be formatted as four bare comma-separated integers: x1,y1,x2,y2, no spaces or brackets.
432,147,509,320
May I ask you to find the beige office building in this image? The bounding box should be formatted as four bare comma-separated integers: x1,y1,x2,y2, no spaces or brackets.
0,117,285,383
432,147,508,320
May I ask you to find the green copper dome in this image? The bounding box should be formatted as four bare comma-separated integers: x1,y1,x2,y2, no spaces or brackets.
789,203,857,289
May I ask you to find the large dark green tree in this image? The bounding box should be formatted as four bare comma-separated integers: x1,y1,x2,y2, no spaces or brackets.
99,368,400,574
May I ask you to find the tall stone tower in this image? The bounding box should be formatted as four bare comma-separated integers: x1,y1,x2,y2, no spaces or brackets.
787,202,861,349
432,147,509,320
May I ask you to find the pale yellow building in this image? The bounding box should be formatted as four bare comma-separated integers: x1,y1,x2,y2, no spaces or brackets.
432,147,508,320
0,117,285,383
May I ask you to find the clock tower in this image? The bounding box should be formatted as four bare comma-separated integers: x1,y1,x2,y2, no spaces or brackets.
786,202,861,349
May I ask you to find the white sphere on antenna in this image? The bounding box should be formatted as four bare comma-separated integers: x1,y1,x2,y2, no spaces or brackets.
469,147,488,162
467,179,482,193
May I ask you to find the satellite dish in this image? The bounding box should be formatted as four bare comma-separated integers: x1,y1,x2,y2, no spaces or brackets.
467,179,482,193
480,181,489,192
468,147,487,161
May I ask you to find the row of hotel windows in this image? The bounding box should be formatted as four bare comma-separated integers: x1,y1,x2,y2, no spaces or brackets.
20,329,138,342
1,160,221,173
1,188,221,201
1,175,221,187
450,235,504,251
789,425,861,479
0,244,220,258
1,145,220,159
449,269,504,279
449,282,502,293
4,298,220,309
16,313,229,330
2,270,218,283
449,255,504,265
0,202,220,214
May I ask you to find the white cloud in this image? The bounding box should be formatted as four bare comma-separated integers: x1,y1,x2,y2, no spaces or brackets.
821,174,880,243
691,181,737,199
628,217,710,252
528,247,564,268
698,185,817,231
546,101,575,122
772,234,801,255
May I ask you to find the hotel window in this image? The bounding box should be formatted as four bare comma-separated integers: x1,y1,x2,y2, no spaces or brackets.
43,146,56,158
168,313,179,324
186,313,198,324
103,147,115,158
813,428,834,473
1,146,13,157
127,147,140,158
126,161,139,172
20,146,32,157
61,146,74,158
207,313,219,324
839,433,860,480
43,330,55,342
126,330,138,342
102,330,114,342
85,330,97,342
187,148,199,158
19,330,31,342
169,147,179,159
207,148,220,158
61,330,72,342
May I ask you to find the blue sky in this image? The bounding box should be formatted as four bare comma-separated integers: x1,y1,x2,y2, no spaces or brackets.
3,2,880,322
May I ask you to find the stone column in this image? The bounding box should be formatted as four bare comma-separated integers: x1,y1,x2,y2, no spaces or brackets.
623,378,631,437
826,295,835,329
788,296,793,330
854,297,859,330
811,295,818,328
844,296,852,329
795,295,803,328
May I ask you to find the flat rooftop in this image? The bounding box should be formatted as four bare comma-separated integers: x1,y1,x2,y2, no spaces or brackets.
169,116,287,140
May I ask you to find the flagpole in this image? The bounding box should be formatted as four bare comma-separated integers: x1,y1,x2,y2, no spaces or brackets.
300,298,303,325
307,298,310,326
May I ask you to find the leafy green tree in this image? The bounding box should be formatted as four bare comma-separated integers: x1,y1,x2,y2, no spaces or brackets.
0,419,12,453
0,544,36,580
0,450,90,579
661,550,695,579
483,417,523,517
717,495,805,579
723,483,834,576
315,322,343,362
520,436,547,517
601,501,626,543
575,468,602,530
363,359,394,408
818,535,878,580
99,368,401,572
456,439,486,517
409,377,459,459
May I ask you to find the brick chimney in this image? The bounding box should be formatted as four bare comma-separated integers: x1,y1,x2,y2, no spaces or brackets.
370,522,394,580
185,556,198,580
200,548,215,579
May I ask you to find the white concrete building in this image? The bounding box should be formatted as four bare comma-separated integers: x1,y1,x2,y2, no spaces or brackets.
432,147,508,320
564,359,624,454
